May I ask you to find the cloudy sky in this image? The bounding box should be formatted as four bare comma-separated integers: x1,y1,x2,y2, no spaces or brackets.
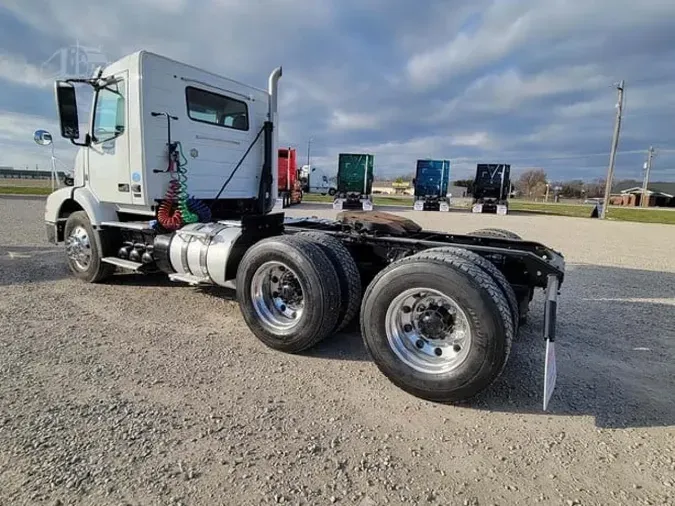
1,0,674,182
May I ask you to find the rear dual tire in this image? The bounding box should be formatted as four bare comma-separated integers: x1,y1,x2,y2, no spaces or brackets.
236,233,361,353
360,249,514,403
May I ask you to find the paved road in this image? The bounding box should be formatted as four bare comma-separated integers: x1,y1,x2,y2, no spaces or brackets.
1,198,673,506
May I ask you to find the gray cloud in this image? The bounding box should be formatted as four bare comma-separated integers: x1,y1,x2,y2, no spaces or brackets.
0,0,674,182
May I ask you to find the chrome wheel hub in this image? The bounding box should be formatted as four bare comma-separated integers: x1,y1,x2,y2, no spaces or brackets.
65,225,92,270
251,261,304,331
385,288,472,374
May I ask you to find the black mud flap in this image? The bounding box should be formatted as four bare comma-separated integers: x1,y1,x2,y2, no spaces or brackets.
543,274,559,411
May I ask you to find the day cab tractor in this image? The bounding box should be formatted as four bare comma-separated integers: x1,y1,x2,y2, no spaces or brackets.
332,153,374,211
412,159,451,212
277,147,302,208
44,51,564,409
472,163,511,215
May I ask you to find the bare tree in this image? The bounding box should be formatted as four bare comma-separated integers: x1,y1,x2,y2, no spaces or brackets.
517,168,548,198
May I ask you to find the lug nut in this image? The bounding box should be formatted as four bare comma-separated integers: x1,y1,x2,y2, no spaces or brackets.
291,311,297,318
403,324,413,333
453,344,461,353
280,304,287,312
402,305,412,313
272,291,279,298
271,276,279,283
434,348,443,357
415,340,425,349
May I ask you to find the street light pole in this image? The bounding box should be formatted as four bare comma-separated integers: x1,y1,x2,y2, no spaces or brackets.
306,138,312,169
641,146,655,208
601,80,625,219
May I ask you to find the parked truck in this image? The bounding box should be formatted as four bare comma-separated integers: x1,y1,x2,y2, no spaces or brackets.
471,163,511,215
277,147,302,208
412,159,451,212
332,153,374,211
43,50,564,409
299,164,337,196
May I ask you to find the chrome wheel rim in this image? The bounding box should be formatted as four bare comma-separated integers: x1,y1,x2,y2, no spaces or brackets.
65,225,92,271
251,261,305,331
385,288,472,374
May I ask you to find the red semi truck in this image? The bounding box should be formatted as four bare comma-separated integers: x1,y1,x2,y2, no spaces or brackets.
278,147,302,208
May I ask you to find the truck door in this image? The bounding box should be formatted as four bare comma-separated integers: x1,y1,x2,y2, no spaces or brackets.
87,71,132,205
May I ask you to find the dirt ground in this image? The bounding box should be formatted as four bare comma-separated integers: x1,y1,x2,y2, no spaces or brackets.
0,197,673,506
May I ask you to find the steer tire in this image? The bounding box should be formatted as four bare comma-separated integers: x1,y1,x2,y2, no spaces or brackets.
469,228,522,240
236,235,341,353
296,231,362,332
417,247,519,335
63,211,115,283
360,254,511,403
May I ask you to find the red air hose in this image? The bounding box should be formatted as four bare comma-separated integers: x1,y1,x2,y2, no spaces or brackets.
157,158,183,230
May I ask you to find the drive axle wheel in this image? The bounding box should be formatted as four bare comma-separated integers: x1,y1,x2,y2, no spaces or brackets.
469,228,522,240
386,288,472,375
63,211,114,283
296,231,361,332
236,235,341,353
360,254,511,403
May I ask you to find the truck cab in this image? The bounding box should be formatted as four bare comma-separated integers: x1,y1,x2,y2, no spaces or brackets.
412,159,451,212
45,50,282,245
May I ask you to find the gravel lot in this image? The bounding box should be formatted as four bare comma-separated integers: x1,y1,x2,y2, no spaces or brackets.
1,197,673,506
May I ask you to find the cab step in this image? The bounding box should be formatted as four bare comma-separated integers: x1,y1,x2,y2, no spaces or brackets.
101,221,154,232
168,273,212,285
101,257,143,271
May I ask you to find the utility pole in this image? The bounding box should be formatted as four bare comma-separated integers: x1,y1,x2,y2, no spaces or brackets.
641,146,655,207
601,80,625,219
306,138,312,169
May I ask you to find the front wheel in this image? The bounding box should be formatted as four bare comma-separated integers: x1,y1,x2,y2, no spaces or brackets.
328,188,337,196
63,211,114,283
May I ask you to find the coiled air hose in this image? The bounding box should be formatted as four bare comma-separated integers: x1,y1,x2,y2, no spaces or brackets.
157,142,206,230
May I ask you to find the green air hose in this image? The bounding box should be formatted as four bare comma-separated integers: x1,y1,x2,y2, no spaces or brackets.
176,142,198,224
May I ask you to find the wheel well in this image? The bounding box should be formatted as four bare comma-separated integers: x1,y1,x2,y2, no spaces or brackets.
56,199,84,242
59,199,84,220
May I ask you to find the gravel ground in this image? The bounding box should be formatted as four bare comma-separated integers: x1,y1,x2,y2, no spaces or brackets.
0,197,673,506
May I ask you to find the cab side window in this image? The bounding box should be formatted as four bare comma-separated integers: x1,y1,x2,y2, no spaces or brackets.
93,81,125,143
186,86,249,131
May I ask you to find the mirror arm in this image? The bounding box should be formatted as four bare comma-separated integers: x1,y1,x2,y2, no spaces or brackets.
70,134,91,147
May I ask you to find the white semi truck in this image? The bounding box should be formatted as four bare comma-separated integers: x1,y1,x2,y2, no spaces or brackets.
44,51,565,408
299,164,337,196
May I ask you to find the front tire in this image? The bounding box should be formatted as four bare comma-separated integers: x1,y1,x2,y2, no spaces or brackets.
236,235,341,353
328,188,337,196
360,254,511,403
64,211,114,283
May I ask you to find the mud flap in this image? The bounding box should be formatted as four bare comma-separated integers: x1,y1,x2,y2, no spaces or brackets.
333,198,344,210
543,274,559,411
439,202,450,212
472,204,483,213
496,204,508,215
413,200,424,211
362,199,373,211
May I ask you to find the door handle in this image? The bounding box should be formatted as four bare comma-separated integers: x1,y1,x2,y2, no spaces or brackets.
118,183,130,192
